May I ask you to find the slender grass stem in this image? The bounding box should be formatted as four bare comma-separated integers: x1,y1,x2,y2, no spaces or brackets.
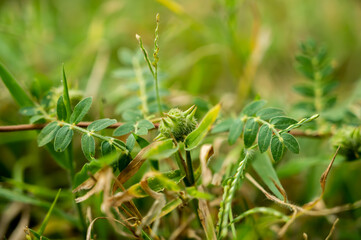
65,145,87,235
185,150,195,185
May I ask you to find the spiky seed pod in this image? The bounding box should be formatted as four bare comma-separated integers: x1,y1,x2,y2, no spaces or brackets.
331,126,361,161
156,106,197,142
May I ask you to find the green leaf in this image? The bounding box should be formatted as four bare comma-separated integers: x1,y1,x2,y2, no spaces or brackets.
293,84,315,97
113,122,135,136
70,97,92,124
62,65,72,122
0,61,34,107
322,81,338,96
135,127,148,135
242,100,267,116
81,134,95,160
117,153,132,172
243,118,259,148
271,136,284,162
186,186,214,200
54,125,74,152
256,107,285,121
126,134,136,151
38,189,61,235
144,139,179,159
270,116,297,130
37,122,60,147
137,119,155,130
56,96,67,121
127,170,184,198
134,135,150,148
101,141,116,156
293,101,316,112
28,229,50,240
211,118,233,133
228,118,244,145
252,153,285,200
19,106,39,116
281,132,300,154
185,104,221,150
73,153,119,188
30,115,45,123
87,118,117,132
257,124,272,153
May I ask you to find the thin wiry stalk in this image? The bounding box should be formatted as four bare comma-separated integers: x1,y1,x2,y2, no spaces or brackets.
136,14,162,116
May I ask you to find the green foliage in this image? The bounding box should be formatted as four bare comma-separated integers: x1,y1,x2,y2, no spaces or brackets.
185,104,220,150
0,62,34,107
87,118,117,132
69,97,92,124
38,189,62,235
54,125,74,152
37,122,60,147
81,133,95,160
0,6,360,240
157,105,197,142
294,40,338,115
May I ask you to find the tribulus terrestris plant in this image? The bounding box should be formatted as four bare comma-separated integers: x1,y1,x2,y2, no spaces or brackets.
0,12,360,240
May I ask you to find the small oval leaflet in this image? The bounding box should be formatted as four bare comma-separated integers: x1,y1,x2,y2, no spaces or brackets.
256,107,285,121
228,118,244,145
258,124,272,153
101,141,116,156
87,118,117,132
70,97,93,124
281,132,300,154
54,125,74,152
114,122,135,136
37,121,60,147
56,96,67,121
243,118,259,148
271,136,284,162
270,116,297,130
81,134,95,160
241,100,267,116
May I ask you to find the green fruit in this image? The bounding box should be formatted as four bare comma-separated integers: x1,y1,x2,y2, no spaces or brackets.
156,105,197,142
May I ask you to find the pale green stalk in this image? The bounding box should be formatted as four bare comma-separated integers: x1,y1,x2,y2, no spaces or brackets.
218,149,253,239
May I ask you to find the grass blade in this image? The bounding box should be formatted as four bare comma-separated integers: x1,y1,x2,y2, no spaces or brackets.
0,61,34,107
38,189,62,235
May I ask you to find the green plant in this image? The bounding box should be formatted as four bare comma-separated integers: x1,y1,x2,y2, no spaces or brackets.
0,12,361,240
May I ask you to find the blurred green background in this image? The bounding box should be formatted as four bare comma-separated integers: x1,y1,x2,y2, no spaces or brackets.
0,0,361,239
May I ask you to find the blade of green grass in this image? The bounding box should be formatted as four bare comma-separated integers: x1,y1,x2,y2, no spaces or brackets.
0,61,34,107
62,65,72,122
38,189,61,235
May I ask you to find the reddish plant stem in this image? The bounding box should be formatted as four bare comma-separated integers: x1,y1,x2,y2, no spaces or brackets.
0,122,160,132
0,122,329,138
